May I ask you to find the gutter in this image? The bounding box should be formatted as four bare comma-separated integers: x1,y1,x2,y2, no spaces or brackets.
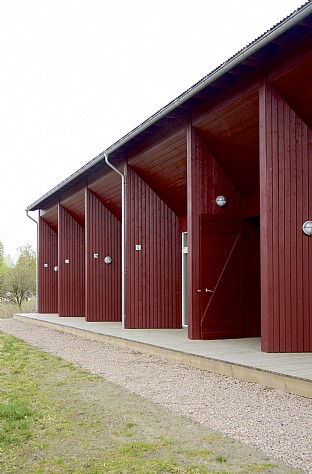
104,154,126,330
26,210,38,312
26,2,312,213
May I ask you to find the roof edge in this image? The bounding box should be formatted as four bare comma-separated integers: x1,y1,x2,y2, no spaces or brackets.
27,1,312,212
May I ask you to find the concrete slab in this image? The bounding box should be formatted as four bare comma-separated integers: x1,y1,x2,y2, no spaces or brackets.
13,313,312,399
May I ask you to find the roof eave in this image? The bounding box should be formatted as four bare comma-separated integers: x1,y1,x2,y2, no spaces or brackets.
26,1,312,212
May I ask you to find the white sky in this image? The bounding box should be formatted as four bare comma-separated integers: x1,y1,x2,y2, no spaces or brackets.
0,0,304,259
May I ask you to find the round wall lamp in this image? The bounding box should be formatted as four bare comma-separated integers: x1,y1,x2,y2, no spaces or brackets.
216,195,227,207
104,256,112,264
302,221,312,236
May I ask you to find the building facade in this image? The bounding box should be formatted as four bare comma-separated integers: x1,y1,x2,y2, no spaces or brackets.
28,3,312,352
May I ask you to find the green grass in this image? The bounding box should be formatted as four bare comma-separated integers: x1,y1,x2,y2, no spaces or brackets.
0,332,300,474
215,455,227,464
0,398,35,447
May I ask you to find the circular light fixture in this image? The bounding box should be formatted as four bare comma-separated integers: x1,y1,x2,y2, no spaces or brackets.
54,266,58,272
302,221,312,236
104,256,112,264
216,195,227,207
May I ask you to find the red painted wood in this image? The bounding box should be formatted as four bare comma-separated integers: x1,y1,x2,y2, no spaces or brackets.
40,206,58,233
271,86,280,351
244,217,261,336
193,90,260,196
129,129,187,217
187,126,202,339
302,119,311,351
243,193,260,218
88,169,122,221
58,205,85,317
259,84,270,352
187,126,244,339
38,217,58,313
85,189,121,322
61,187,85,228
200,217,245,339
260,82,312,352
126,167,181,329
179,216,187,233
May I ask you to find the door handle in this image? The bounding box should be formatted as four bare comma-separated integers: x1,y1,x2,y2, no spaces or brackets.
205,288,213,293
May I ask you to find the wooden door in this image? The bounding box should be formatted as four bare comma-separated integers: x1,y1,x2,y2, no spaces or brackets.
200,216,245,339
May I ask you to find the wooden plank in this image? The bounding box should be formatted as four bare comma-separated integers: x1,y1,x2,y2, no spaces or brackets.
307,129,312,352
125,167,181,329
289,107,298,351
277,96,285,351
131,132,185,163
187,126,202,339
131,152,186,176
296,115,304,352
302,127,312,352
40,205,58,232
284,99,292,352
244,217,261,337
271,88,280,352
38,218,58,313
259,82,272,352
85,190,121,322
58,205,85,317
129,123,187,161
261,82,312,352
193,89,258,130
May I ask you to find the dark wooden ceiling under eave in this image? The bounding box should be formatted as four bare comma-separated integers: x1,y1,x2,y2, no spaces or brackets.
193,90,260,197
88,169,122,221
128,128,187,217
40,205,58,233
60,185,86,228
270,52,312,131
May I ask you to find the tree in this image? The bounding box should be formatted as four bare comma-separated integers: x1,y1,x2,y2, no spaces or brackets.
0,239,4,267
5,244,36,311
0,239,5,299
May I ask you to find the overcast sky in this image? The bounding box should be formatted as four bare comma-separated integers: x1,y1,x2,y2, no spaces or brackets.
0,0,304,259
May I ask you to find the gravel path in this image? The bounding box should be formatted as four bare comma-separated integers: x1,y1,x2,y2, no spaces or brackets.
1,318,312,473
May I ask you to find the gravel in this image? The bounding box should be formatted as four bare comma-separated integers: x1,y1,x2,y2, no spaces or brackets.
1,318,312,473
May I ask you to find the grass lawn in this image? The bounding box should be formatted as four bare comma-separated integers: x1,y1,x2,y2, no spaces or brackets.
0,332,301,473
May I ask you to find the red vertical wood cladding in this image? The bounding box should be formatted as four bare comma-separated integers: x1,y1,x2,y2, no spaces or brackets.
38,217,58,313
200,217,245,339
187,126,244,339
58,205,85,317
126,167,181,329
260,82,312,352
85,190,121,322
187,127,203,339
244,217,261,337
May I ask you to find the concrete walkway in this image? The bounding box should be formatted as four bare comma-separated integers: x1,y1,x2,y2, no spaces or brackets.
14,313,312,399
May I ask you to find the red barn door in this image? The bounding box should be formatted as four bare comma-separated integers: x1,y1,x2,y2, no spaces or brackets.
200,216,245,339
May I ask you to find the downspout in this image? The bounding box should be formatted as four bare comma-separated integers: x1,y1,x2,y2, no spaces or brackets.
26,209,38,312
104,153,126,329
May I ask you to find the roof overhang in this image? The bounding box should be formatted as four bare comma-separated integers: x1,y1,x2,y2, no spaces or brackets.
27,1,312,212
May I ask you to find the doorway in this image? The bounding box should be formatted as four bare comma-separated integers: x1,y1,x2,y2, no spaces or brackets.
199,216,245,339
182,232,188,327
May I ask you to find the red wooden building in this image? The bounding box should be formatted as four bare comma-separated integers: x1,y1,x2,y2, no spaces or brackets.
27,3,312,352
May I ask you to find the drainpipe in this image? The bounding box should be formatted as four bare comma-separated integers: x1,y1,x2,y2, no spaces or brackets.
104,153,126,329
26,209,38,312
